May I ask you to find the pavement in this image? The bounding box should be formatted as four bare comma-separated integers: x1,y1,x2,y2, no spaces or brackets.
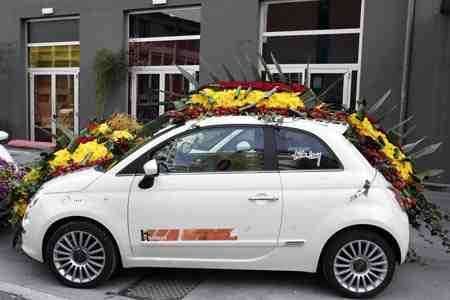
0,149,448,300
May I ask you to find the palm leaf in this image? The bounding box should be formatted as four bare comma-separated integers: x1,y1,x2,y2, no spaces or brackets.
416,169,445,181
221,64,236,81
403,137,426,153
410,142,443,160
200,56,221,82
233,54,248,82
53,118,75,141
387,115,414,133
270,52,288,83
264,87,278,98
402,125,417,139
317,74,345,99
176,65,199,90
256,52,273,81
367,90,392,115
244,53,261,80
375,105,398,123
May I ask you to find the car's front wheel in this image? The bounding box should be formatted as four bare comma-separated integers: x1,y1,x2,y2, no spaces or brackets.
45,221,118,288
321,230,396,298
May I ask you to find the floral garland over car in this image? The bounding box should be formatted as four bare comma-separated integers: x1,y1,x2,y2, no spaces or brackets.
1,81,448,253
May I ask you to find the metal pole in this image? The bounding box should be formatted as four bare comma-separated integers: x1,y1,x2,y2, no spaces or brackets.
399,0,416,142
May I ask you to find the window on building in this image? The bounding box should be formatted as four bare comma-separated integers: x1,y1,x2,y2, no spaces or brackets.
129,8,201,66
128,7,201,123
261,0,363,109
28,19,80,68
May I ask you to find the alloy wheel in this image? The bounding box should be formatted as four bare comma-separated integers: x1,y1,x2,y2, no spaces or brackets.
333,240,389,294
52,230,106,284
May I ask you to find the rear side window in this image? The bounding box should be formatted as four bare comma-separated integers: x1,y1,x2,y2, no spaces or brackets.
275,128,341,170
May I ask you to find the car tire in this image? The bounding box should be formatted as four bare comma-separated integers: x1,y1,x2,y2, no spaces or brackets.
321,230,396,298
45,221,118,288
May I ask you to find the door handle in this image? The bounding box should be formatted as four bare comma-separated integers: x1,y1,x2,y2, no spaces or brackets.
248,193,279,202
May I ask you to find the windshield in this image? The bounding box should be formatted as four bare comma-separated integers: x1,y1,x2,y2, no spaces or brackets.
103,118,184,172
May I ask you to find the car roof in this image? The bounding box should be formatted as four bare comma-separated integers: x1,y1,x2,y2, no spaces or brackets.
189,116,349,136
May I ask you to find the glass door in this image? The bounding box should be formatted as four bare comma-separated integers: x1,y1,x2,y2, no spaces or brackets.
30,72,79,142
32,75,52,142
130,67,198,123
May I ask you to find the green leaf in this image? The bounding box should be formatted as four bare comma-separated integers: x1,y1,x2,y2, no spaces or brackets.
270,52,288,83
176,65,199,90
234,86,242,99
410,142,443,160
367,90,392,115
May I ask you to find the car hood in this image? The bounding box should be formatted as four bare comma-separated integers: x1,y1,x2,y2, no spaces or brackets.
40,167,104,194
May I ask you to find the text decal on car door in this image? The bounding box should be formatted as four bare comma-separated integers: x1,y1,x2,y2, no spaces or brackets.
141,228,238,242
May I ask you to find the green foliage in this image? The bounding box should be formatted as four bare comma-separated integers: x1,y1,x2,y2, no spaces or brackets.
94,49,128,119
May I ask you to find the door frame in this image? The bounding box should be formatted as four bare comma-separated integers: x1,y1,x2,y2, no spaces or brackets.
129,65,199,119
267,64,358,108
29,68,79,142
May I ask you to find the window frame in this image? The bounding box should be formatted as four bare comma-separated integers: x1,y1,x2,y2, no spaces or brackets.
259,0,366,106
118,125,274,176
272,126,344,172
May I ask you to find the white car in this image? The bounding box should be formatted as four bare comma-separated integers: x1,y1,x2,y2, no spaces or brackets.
0,130,14,165
22,116,409,298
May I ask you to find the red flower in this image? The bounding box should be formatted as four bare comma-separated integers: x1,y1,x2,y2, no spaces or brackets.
215,81,307,94
76,136,96,145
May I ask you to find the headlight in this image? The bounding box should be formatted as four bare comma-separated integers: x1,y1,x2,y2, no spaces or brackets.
28,196,40,209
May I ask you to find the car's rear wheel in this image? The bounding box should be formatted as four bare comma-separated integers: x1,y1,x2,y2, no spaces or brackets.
321,230,396,298
45,221,118,288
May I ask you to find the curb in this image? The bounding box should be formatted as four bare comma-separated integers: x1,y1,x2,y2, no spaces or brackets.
0,282,67,300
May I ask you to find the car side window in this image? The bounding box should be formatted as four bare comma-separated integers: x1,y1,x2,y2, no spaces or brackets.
152,126,265,173
275,128,341,170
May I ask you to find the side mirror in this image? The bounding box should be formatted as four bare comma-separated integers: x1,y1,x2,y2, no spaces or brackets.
143,159,159,177
139,160,159,190
0,131,9,143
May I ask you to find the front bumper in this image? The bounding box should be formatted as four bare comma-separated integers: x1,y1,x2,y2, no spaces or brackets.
21,216,45,263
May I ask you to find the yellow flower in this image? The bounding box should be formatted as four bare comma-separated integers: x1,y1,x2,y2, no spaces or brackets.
112,130,134,142
23,168,41,184
191,93,210,108
392,160,414,182
72,141,112,164
13,200,28,218
93,123,112,136
49,149,72,170
190,88,305,111
348,113,413,182
262,92,304,110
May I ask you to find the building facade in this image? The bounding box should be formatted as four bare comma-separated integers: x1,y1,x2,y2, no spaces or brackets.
0,0,449,183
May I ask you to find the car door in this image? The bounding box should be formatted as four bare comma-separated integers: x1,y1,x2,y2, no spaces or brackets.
128,125,283,261
274,127,364,247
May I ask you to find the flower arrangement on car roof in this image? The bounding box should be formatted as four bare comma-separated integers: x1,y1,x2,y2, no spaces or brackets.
2,57,448,253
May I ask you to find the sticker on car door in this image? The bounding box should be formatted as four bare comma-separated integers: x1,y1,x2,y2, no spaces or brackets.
141,228,238,242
